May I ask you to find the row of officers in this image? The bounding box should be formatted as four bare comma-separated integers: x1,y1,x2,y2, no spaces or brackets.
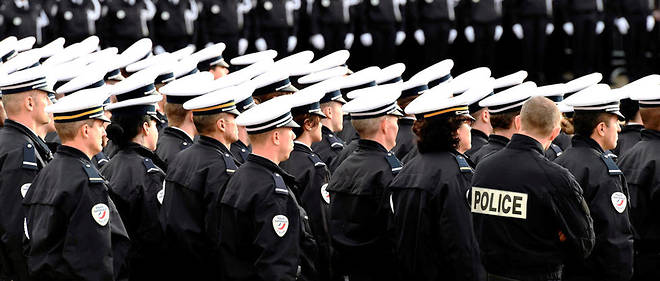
2,0,660,82
0,34,659,281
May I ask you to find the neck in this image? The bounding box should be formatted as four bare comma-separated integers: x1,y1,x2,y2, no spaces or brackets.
8,115,39,134
628,112,643,125
203,131,232,151
519,130,552,150
588,134,608,151
472,120,492,136
61,140,95,160
361,133,393,151
320,119,336,132
295,133,313,148
238,126,250,145
492,127,516,140
173,121,196,140
251,145,281,165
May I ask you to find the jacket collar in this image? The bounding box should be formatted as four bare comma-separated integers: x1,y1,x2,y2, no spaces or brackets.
357,139,389,153
247,153,297,183
507,134,544,155
5,119,53,161
488,134,510,147
571,135,605,154
198,135,231,154
121,142,167,170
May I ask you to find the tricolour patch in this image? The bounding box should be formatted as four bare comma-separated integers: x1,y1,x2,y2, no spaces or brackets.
321,183,330,204
471,187,528,219
20,183,31,198
272,215,289,237
91,203,110,226
611,192,627,214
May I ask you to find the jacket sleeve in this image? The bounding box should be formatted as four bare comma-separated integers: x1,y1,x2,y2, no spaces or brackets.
552,173,596,260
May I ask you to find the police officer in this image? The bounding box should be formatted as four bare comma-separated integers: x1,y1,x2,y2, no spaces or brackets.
159,82,242,280
230,83,257,164
406,0,456,70
356,0,404,67
252,0,298,56
198,0,250,59
309,0,354,54
509,0,555,82
390,85,484,281
471,96,595,280
470,81,534,164
459,0,503,69
614,0,655,80
326,84,402,281
48,0,101,44
554,84,634,281
618,84,660,280
391,79,424,160
612,75,659,157
0,66,54,281
23,88,130,281
559,0,604,76
331,66,378,149
251,68,299,103
218,96,318,281
532,83,570,161
192,42,231,79
279,87,334,280
98,0,154,51
154,72,214,164
100,94,167,281
153,0,197,53
0,0,50,46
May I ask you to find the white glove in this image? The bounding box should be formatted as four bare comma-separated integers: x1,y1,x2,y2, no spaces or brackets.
546,23,554,35
205,42,214,48
310,34,325,50
287,36,297,52
511,23,523,39
494,25,503,41
414,29,425,45
464,26,475,43
255,38,267,51
595,21,605,35
563,22,574,36
395,31,406,46
360,33,373,47
345,33,355,49
448,28,457,44
647,15,655,32
154,45,166,54
238,38,248,55
615,17,630,35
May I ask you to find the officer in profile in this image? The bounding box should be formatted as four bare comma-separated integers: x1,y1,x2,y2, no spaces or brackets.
0,66,54,281
326,84,402,281
471,96,595,281
23,88,130,281
618,83,660,280
218,96,318,281
554,84,633,281
390,85,485,281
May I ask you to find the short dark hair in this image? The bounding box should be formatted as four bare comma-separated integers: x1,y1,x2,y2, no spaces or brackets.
489,111,518,130
253,92,292,104
164,102,188,126
106,114,151,147
414,115,467,153
292,113,321,137
573,111,610,137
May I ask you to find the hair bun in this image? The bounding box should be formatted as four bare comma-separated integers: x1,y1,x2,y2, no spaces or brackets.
105,123,125,143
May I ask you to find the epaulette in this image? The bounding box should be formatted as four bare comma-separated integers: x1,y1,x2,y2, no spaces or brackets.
143,158,165,175
22,142,38,170
601,153,623,176
82,162,105,184
179,141,192,150
308,153,326,167
455,154,473,174
94,152,109,167
550,143,563,157
327,133,344,149
385,152,402,175
222,152,238,174
272,172,289,195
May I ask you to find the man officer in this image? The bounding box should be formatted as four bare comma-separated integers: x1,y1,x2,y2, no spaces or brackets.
471,96,595,280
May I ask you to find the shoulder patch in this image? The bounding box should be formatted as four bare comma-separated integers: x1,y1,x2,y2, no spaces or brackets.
600,154,623,176
272,173,289,195
222,153,238,174
385,152,403,175
82,162,105,184
94,152,109,167
550,143,563,157
180,141,192,150
22,143,38,170
455,154,473,173
143,158,165,175
308,153,326,167
327,134,344,149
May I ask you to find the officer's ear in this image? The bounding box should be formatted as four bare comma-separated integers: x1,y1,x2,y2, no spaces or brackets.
216,117,226,132
514,115,522,131
481,109,490,123
272,130,281,146
186,110,194,124
24,94,34,112
322,105,332,120
596,122,607,137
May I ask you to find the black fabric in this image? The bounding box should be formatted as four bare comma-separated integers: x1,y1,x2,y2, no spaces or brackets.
465,129,489,159
311,126,345,167
472,134,595,279
612,124,644,157
392,118,416,160
470,134,510,165
155,127,194,166
554,135,634,281
230,140,251,165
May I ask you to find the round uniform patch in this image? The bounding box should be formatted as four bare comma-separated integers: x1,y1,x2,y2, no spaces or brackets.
161,11,170,21
611,192,627,213
116,10,126,19
20,183,31,198
370,0,379,6
64,11,73,20
321,0,330,7
264,1,273,10
91,203,110,226
272,215,289,237
211,4,221,14
321,183,330,204
13,17,22,26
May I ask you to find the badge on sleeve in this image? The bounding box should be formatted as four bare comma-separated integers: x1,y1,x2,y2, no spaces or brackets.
91,203,110,226
157,182,165,205
321,183,330,204
611,192,627,213
20,183,31,198
272,215,289,237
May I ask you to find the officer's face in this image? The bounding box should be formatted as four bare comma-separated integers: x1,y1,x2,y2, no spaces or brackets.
88,120,107,155
601,115,621,150
101,111,112,148
383,115,399,151
145,119,159,151
278,128,295,162
332,102,344,131
456,119,472,154
33,92,51,126
223,115,239,143
210,66,229,80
